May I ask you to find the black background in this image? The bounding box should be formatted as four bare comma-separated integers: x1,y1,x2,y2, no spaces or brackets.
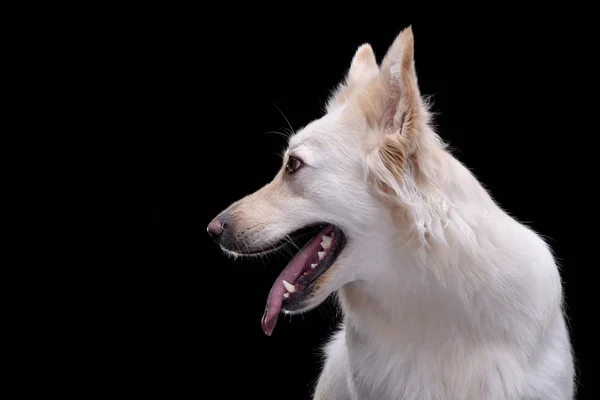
101,8,594,399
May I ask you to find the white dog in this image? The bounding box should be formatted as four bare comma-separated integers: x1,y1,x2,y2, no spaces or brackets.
207,26,575,399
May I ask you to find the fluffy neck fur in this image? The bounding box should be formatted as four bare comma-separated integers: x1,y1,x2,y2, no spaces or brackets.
338,140,561,343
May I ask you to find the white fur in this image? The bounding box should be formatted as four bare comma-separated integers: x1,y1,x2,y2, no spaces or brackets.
212,27,575,399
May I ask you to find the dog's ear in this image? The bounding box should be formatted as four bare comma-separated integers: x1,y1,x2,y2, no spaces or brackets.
369,26,428,139
362,27,432,195
347,44,379,89
326,44,379,111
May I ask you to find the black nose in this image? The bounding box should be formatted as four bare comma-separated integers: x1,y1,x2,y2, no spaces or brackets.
207,215,226,242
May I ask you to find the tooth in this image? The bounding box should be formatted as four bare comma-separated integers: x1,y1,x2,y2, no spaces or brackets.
311,263,317,269
282,280,296,293
318,251,325,260
283,293,289,299
321,235,332,249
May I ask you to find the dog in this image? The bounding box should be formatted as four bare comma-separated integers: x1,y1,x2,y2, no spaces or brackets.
207,26,575,399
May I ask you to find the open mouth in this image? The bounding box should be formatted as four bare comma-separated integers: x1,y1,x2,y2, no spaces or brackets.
254,223,346,336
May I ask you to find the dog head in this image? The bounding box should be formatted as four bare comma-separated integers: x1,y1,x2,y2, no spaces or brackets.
208,27,441,335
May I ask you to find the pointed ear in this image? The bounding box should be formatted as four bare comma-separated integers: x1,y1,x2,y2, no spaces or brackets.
363,27,432,197
366,26,428,139
326,44,379,111
347,44,379,89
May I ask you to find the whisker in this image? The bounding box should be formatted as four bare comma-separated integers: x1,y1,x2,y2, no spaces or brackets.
285,234,301,252
264,130,291,139
273,102,295,136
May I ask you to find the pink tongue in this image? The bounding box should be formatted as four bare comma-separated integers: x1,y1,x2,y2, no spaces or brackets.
261,225,333,336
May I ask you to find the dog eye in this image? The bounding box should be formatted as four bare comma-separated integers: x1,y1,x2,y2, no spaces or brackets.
285,155,303,174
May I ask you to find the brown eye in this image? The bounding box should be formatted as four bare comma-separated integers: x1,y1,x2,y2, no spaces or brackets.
286,155,303,174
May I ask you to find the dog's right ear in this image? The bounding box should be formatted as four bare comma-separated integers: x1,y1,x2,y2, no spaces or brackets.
326,44,379,112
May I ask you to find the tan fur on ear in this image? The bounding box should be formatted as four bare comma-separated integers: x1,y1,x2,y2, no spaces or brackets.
380,27,422,136
348,44,379,88
326,44,379,111
361,26,431,188
366,26,424,135
379,134,411,188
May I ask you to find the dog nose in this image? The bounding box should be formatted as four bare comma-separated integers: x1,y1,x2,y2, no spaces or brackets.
207,216,225,241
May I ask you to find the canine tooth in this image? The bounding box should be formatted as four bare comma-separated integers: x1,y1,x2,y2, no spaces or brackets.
321,235,332,249
283,293,289,299
318,251,325,260
282,280,296,293
311,263,317,269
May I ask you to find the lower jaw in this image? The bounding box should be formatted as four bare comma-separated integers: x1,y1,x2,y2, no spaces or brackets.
261,224,346,335
280,278,321,312
281,233,345,310
262,268,329,335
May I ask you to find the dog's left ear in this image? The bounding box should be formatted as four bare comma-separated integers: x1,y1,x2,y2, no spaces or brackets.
326,44,379,111
368,26,429,141
363,27,432,195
